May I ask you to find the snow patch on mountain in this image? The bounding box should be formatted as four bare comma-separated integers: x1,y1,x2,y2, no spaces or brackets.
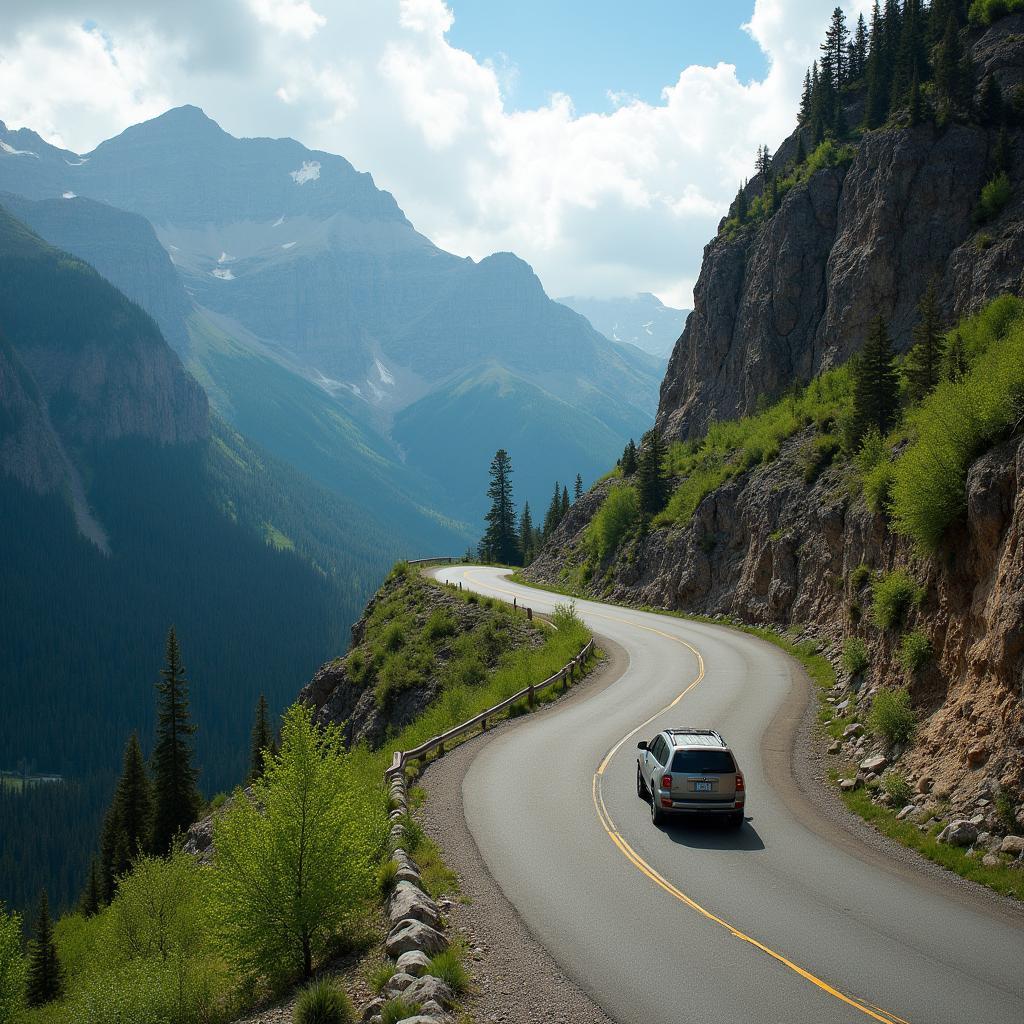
211,268,235,281
0,140,39,158
217,251,234,264
282,241,296,249
273,215,285,226
62,191,77,199
374,358,394,386
290,161,321,185
64,157,89,166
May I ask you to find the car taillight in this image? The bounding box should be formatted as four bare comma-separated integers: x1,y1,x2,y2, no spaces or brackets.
735,774,744,791
661,774,672,789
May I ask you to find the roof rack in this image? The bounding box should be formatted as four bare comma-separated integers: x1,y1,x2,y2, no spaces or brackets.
668,728,725,744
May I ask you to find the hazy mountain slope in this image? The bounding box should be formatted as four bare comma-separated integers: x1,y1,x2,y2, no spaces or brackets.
0,106,662,524
558,292,689,359
0,208,401,914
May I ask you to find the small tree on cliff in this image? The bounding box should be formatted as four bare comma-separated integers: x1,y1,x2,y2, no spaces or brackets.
248,694,274,784
904,280,944,402
25,892,62,1008
151,628,201,854
620,439,638,476
482,449,520,565
636,430,670,518
849,316,900,447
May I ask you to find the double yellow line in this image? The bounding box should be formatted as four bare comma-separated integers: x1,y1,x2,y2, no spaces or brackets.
457,568,912,1024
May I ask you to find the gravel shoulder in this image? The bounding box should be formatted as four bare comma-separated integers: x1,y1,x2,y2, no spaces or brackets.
417,637,629,1024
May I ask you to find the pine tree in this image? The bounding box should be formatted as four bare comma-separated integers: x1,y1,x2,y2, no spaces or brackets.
115,733,152,859
560,485,570,520
519,501,535,564
909,70,923,126
795,131,807,166
850,316,901,446
943,331,969,381
249,694,273,783
864,1,890,128
732,182,748,222
621,439,638,475
978,75,1003,125
755,144,772,178
852,13,869,80
905,281,944,402
151,628,201,855
935,14,965,110
99,803,124,903
573,474,583,501
636,430,670,518
482,450,520,565
25,891,62,1008
799,69,813,122
821,7,850,87
80,859,101,918
543,481,563,536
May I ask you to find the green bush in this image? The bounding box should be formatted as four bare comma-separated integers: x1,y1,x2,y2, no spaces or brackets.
849,564,871,591
871,570,923,630
0,904,25,1023
381,997,422,1024
368,962,396,996
975,171,1012,224
889,298,1024,549
898,631,933,675
427,946,470,995
841,637,869,676
969,0,1024,25
882,770,913,807
802,434,840,483
376,859,399,898
869,688,916,745
586,484,638,561
424,609,458,643
295,979,355,1024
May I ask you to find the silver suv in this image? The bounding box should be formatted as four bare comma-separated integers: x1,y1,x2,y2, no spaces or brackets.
637,728,745,828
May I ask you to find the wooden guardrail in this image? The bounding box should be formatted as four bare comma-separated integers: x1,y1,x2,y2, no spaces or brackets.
385,632,594,780
406,556,458,566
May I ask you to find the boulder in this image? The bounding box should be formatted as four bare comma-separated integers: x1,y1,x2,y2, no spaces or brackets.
395,950,432,977
362,998,384,1022
385,920,449,959
967,745,988,766
839,778,858,792
403,974,456,1009
843,723,864,739
937,820,978,846
982,853,1002,868
896,804,916,821
828,740,842,755
999,835,1024,856
859,753,888,774
389,880,441,929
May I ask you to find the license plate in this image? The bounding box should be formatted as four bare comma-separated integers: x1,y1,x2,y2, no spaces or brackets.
695,781,713,792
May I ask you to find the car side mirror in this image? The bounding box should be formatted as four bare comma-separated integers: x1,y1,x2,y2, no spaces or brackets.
637,741,648,751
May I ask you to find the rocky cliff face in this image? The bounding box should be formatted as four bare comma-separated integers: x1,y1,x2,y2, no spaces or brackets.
658,16,1024,440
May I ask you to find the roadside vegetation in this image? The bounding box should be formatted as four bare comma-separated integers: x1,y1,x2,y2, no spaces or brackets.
1,565,592,1023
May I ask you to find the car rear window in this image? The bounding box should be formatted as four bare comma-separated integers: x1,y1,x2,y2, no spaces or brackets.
671,750,736,774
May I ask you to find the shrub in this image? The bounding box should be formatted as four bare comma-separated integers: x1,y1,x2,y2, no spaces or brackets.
381,997,422,1024
377,859,399,898
424,609,458,643
552,601,584,631
869,688,916,745
586,485,638,561
863,461,896,513
0,904,25,1024
995,788,1018,833
975,172,1011,224
368,962,396,996
443,654,487,688
871,570,923,630
899,631,933,675
841,637,869,676
211,705,386,983
889,299,1024,550
382,619,407,653
969,0,1024,25
849,564,871,591
295,979,355,1024
882,770,913,807
427,946,470,995
802,434,840,484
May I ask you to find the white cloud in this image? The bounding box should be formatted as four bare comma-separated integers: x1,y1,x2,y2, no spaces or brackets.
0,0,872,305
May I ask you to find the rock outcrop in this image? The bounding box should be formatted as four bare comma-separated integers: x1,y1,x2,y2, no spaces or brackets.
658,17,1024,440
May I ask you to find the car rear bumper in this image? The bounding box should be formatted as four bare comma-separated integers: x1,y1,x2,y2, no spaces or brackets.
661,799,744,815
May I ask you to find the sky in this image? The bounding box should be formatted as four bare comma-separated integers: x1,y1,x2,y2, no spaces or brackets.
0,1,870,307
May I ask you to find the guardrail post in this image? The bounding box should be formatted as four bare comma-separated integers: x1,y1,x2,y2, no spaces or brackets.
481,716,487,731
527,607,533,621
528,683,535,709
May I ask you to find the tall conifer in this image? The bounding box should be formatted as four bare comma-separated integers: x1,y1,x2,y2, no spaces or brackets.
248,694,273,783
519,502,535,564
482,450,520,565
574,474,583,501
80,859,101,918
25,891,63,1008
151,628,201,854
636,430,670,518
850,316,900,445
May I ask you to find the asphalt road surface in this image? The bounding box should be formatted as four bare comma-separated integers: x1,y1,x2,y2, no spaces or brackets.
431,565,1024,1024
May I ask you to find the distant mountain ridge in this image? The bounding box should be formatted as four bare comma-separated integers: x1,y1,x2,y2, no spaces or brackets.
558,292,689,360
0,107,662,522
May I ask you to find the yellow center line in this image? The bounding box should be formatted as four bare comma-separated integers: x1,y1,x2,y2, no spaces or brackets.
453,568,911,1024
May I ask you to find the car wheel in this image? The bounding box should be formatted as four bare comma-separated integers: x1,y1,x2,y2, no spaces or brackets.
650,792,665,826
636,765,648,799
728,811,744,829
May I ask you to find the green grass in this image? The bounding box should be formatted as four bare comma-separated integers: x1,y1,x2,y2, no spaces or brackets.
841,786,1024,900
840,637,869,675
427,944,471,995
868,688,916,745
849,564,871,591
294,979,355,1024
380,997,422,1024
881,770,913,807
586,484,639,561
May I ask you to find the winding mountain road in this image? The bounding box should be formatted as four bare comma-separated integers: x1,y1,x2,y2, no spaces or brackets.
431,566,1024,1024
